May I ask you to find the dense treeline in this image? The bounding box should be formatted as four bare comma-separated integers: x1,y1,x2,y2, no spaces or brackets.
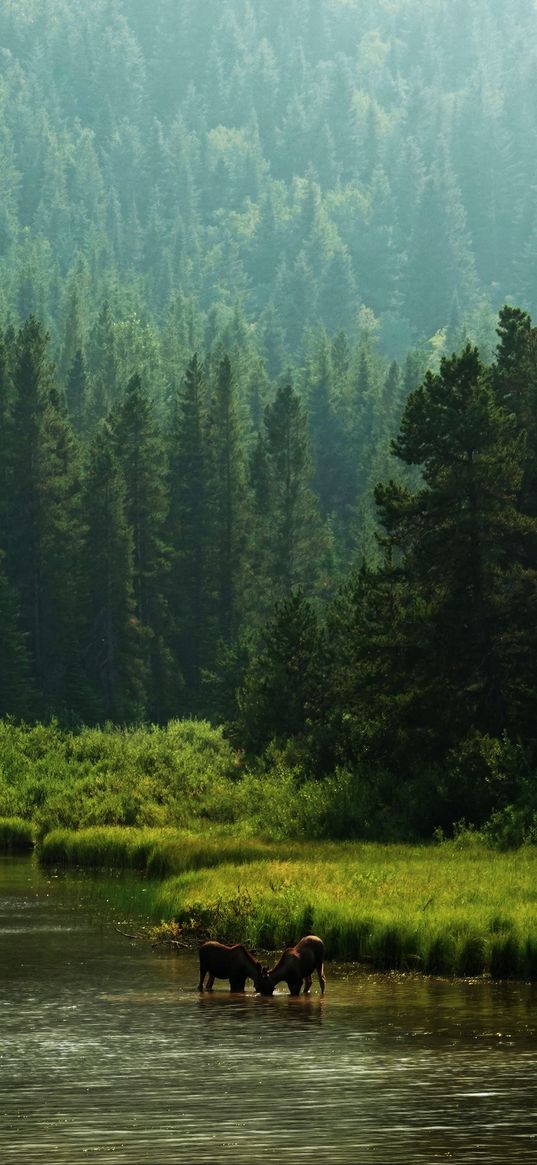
0,311,411,723
3,305,537,839
230,305,537,836
0,0,536,369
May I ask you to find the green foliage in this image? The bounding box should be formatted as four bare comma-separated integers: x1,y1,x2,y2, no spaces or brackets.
0,719,240,836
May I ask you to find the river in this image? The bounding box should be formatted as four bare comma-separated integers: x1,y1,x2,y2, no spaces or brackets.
0,856,536,1164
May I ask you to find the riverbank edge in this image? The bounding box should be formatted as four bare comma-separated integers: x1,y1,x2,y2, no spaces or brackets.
0,817,34,851
4,820,534,983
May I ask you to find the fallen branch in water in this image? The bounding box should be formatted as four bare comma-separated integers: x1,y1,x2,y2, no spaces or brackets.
114,925,145,941
151,936,192,951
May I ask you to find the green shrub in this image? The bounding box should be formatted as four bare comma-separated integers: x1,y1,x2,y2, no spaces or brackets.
0,719,241,835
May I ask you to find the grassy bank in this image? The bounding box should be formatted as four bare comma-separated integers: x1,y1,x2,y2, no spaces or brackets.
0,817,34,851
39,825,286,875
38,825,537,981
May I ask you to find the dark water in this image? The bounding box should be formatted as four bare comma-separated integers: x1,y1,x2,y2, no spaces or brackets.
0,858,536,1164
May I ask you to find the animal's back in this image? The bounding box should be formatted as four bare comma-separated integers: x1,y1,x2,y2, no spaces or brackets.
296,934,324,969
200,941,247,971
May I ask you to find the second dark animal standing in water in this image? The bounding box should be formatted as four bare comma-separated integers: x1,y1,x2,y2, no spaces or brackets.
257,935,326,996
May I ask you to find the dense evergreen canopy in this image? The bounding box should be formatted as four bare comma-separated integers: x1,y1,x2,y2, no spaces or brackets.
0,0,536,365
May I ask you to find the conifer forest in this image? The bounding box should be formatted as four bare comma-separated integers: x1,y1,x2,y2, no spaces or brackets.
2,0,537,838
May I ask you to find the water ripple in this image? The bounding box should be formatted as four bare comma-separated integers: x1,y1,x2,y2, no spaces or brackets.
1,860,536,1163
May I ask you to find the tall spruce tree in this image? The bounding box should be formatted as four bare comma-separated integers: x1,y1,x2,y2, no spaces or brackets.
37,387,86,717
66,348,89,435
0,329,14,554
110,374,177,720
205,354,248,648
493,305,537,526
375,344,531,749
0,550,34,719
6,317,52,704
233,588,325,760
83,422,146,721
263,381,323,604
166,352,208,709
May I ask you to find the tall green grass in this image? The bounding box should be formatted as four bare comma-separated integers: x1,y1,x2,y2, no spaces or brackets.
0,816,34,851
39,825,285,875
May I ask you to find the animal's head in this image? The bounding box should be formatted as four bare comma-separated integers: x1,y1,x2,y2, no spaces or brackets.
255,968,275,995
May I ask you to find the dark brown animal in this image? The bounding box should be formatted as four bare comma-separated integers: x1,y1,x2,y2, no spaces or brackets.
198,941,265,992
258,935,326,996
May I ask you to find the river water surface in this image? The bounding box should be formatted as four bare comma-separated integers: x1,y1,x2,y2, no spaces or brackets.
0,856,536,1164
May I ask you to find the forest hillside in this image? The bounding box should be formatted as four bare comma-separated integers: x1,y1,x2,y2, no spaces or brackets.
0,0,536,362
2,1,537,839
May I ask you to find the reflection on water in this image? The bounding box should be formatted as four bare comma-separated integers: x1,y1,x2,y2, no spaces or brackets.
0,857,536,1164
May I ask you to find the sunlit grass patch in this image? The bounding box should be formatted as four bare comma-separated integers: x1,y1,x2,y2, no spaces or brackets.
35,826,537,980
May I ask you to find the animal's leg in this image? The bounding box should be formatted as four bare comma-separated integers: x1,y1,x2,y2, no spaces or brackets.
198,961,206,991
206,972,215,990
317,962,326,994
303,974,312,994
229,977,246,992
288,977,303,996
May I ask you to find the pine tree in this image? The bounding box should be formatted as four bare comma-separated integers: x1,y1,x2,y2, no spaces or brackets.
166,352,208,708
36,388,87,718
406,163,478,339
305,335,351,522
262,382,323,602
86,300,120,423
375,344,531,746
323,561,411,772
233,588,325,759
205,354,249,647
83,422,147,721
0,551,34,719
0,329,14,554
110,374,177,720
65,348,88,435
6,317,52,698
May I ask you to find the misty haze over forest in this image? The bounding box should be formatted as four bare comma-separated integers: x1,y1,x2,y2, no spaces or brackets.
1,0,536,360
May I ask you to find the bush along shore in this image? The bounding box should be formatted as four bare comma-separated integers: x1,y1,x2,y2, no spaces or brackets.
31,825,537,982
